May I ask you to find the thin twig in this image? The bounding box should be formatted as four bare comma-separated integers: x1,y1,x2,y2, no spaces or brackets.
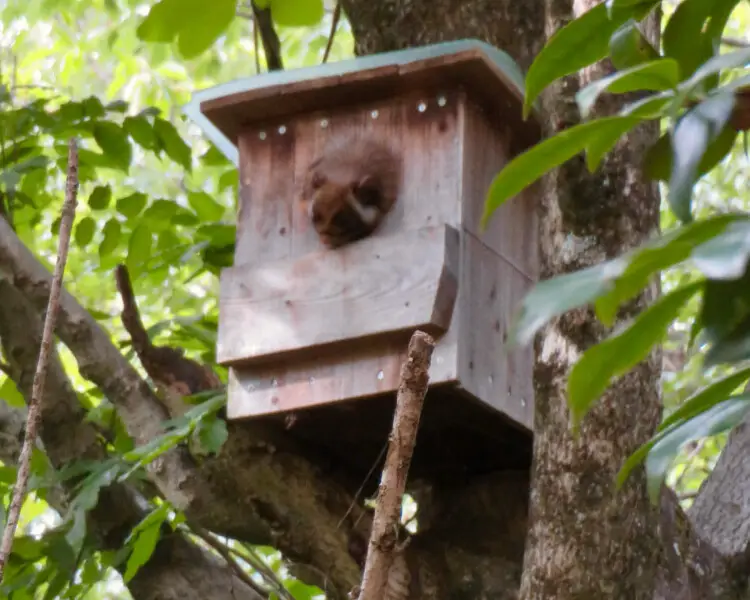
228,541,296,600
0,138,79,580
189,526,272,599
252,9,261,74
337,439,387,530
321,1,342,64
356,330,434,600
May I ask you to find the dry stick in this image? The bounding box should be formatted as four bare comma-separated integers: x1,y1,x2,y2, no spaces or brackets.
356,330,435,600
321,1,342,64
0,138,79,580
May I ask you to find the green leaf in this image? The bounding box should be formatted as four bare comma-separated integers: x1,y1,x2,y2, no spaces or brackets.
667,92,736,222
595,214,739,325
660,366,750,433
682,46,750,94
187,191,225,221
143,199,179,228
82,96,105,119
643,124,738,182
576,59,680,119
705,316,750,367
124,116,160,152
522,2,657,115
691,220,750,280
154,118,192,170
568,281,703,427
201,145,231,167
92,122,132,171
176,0,236,59
608,19,660,70
0,376,25,408
510,261,621,347
136,0,181,43
482,116,643,225
662,0,717,79
74,217,96,248
124,505,169,582
194,417,228,455
645,395,750,502
100,219,122,258
270,0,325,27
88,185,112,210
127,224,153,276
116,193,148,219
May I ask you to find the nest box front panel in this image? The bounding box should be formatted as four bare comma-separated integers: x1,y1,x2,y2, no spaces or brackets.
221,90,469,419
233,89,465,266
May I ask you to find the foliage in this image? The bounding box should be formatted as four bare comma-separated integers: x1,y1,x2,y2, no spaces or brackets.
0,0,348,597
482,0,750,501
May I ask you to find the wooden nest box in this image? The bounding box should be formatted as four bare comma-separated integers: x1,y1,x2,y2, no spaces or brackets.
185,40,541,485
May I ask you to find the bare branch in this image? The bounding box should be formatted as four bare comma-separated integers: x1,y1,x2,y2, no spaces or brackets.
322,1,342,64
721,37,750,48
356,330,434,600
190,526,273,599
252,2,283,71
0,138,79,579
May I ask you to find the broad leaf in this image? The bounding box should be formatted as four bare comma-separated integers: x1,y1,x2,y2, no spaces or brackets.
643,124,738,182
74,217,96,248
667,91,736,222
124,116,160,152
691,220,750,280
187,191,225,221
136,0,183,43
523,1,657,115
270,0,325,27
482,116,643,225
88,185,112,210
662,0,716,79
577,59,679,119
660,366,750,433
608,19,660,70
176,0,236,59
100,219,122,258
154,118,192,170
568,281,703,427
92,122,132,171
116,192,148,219
124,504,170,581
127,224,153,276
645,394,750,502
595,214,739,325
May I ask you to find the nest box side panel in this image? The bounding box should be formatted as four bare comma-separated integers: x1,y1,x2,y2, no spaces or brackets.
457,234,534,430
453,96,537,432
459,97,539,281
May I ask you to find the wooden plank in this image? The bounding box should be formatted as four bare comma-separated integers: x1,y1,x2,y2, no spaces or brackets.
217,224,460,367
458,96,539,280
234,91,462,268
456,232,534,431
225,332,459,419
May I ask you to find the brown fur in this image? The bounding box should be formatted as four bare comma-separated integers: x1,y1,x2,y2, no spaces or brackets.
300,135,402,248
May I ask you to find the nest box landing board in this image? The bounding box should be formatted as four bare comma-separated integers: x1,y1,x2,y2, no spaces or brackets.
185,40,542,483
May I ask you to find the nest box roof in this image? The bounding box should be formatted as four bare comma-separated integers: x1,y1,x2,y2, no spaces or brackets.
183,39,541,166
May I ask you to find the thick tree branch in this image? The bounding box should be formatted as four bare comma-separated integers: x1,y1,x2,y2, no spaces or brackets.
0,217,368,595
0,280,265,600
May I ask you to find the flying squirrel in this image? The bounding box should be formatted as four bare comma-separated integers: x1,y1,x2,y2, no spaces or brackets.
299,135,402,249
